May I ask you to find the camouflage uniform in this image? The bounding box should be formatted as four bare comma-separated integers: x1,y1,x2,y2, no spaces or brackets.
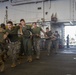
45,31,52,56
8,41,20,63
18,29,24,56
32,27,42,59
0,44,5,72
0,28,6,72
22,25,32,62
6,26,21,67
54,32,60,53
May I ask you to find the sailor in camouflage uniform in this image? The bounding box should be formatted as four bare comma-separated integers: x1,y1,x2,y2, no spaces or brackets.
6,21,21,68
31,22,45,59
0,27,7,72
20,19,32,62
45,27,53,56
54,31,60,54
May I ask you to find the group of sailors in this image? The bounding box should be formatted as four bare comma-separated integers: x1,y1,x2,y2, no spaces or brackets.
0,19,60,72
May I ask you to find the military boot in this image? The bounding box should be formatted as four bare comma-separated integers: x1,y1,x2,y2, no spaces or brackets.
27,56,32,63
11,63,16,68
0,62,4,72
36,56,40,60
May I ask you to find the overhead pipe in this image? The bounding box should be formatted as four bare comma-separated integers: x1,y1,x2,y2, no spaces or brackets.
11,0,52,6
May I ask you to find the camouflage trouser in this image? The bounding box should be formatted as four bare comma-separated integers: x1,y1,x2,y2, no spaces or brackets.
45,39,52,55
33,38,41,57
0,47,4,72
55,40,59,52
23,37,32,56
8,41,21,63
0,54,4,72
52,40,59,53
